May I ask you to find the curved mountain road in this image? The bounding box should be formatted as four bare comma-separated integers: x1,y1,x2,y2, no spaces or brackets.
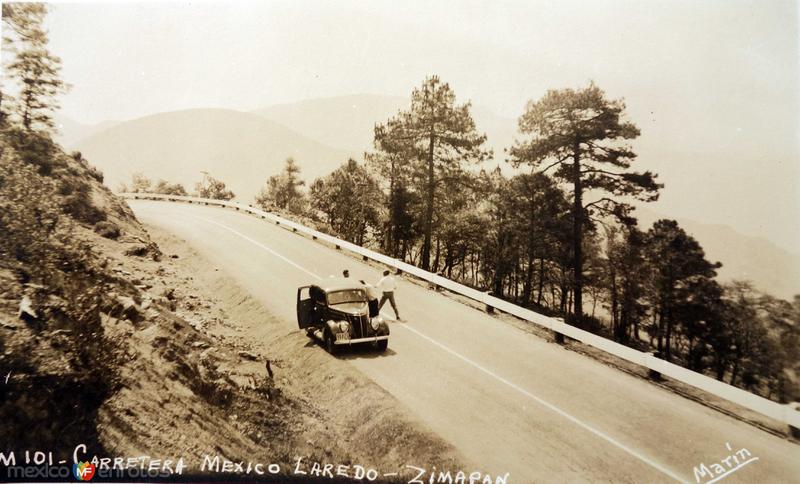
130,200,799,483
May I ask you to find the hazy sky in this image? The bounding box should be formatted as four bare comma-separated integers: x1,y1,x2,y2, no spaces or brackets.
31,1,800,251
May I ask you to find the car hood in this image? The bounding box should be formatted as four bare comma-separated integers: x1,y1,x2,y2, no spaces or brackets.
332,303,368,315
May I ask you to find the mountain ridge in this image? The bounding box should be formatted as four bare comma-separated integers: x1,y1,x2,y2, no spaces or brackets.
73,108,358,202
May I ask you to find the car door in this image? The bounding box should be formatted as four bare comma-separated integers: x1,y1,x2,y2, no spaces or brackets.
297,286,314,329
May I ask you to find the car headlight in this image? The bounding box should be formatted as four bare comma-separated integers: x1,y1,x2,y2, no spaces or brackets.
370,317,382,330
338,321,350,333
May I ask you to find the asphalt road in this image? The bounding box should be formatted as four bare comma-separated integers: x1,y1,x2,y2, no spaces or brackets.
130,200,800,483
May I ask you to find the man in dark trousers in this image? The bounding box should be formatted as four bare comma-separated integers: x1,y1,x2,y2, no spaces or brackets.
377,270,401,320
359,280,381,318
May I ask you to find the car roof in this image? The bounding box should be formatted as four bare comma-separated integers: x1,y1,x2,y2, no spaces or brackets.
316,278,365,293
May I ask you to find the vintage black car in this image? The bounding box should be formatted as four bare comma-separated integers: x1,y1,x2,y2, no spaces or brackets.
297,279,390,353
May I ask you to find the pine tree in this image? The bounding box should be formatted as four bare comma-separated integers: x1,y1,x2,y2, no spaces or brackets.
308,158,381,245
510,82,661,322
645,219,720,361
2,3,69,131
255,158,305,212
194,172,235,201
373,76,488,270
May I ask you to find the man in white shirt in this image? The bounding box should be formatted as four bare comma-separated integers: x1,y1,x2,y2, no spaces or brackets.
377,270,401,320
359,279,381,317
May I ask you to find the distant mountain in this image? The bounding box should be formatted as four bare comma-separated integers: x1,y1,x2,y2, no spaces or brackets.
253,94,518,166
53,114,120,148
634,206,800,300
254,94,406,154
74,108,357,202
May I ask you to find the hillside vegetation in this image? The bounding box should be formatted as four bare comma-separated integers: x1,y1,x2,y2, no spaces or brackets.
0,126,282,462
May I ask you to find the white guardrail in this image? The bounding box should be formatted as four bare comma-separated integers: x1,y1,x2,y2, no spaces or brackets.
121,192,800,429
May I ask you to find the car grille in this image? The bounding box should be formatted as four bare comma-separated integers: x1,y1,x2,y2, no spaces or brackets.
347,313,370,338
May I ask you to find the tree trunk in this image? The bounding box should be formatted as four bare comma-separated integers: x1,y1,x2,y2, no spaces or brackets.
730,360,739,386
715,358,727,381
421,128,436,270
522,252,534,305
572,141,584,320
386,159,397,256
536,258,545,306
664,313,673,362
432,236,441,273
610,266,619,339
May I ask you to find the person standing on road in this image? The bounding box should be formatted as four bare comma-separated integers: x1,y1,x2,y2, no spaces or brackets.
342,269,350,278
360,280,381,318
377,270,401,320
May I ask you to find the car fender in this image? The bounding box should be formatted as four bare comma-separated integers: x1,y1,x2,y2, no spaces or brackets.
370,317,390,336
325,319,349,334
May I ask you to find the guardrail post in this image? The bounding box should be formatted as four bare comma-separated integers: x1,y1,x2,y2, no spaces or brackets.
788,403,800,438
648,351,663,381
485,291,494,314
292,227,297,232
312,235,317,240
335,244,341,250
362,255,368,261
553,331,565,344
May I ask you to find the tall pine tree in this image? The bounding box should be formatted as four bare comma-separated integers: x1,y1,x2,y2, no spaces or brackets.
373,76,488,270
510,82,660,322
2,3,68,131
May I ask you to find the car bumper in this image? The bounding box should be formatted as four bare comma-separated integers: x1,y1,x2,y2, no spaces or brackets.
334,335,389,345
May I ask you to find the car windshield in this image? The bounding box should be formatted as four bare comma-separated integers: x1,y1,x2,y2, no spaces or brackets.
327,289,366,305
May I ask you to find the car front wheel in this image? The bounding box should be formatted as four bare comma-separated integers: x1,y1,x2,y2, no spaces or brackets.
377,339,388,352
324,329,338,355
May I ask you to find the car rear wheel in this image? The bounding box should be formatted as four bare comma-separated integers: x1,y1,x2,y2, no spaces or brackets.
377,339,388,352
324,329,338,355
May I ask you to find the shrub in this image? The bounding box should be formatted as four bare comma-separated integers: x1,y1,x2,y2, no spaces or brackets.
3,127,62,175
153,179,188,196
94,220,121,239
60,178,106,225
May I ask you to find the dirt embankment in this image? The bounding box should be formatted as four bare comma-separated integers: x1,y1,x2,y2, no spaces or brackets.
0,132,461,482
